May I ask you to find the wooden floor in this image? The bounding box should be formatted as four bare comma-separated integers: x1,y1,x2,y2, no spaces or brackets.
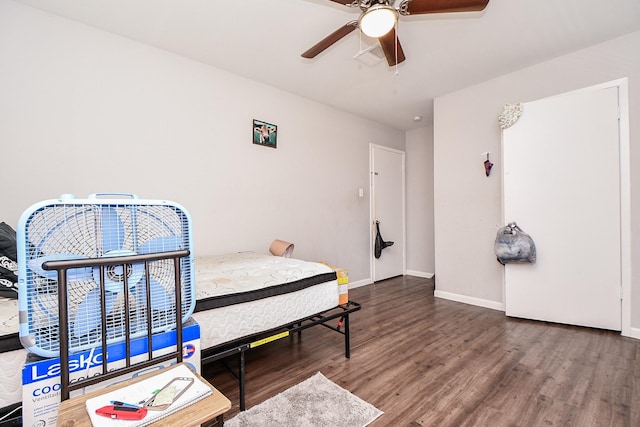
202,276,640,426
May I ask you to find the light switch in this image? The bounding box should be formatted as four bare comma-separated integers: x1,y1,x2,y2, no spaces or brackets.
358,188,364,198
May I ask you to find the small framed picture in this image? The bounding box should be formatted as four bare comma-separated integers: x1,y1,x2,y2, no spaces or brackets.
253,119,277,148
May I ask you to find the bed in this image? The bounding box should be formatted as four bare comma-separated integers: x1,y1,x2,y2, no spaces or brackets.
0,223,24,422
0,299,25,422
0,251,359,420
191,252,359,410
193,252,340,349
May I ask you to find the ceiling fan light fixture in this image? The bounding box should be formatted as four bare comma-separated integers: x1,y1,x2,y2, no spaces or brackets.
358,5,398,38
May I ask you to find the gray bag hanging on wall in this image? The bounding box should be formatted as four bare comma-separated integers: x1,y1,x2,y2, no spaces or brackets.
494,222,536,265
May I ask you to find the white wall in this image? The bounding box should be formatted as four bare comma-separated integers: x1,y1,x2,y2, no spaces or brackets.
433,30,640,333
406,126,434,277
0,0,407,283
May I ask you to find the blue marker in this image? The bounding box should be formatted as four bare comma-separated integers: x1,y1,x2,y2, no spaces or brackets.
110,401,141,409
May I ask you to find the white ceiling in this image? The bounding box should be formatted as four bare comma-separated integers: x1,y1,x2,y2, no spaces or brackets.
12,0,640,130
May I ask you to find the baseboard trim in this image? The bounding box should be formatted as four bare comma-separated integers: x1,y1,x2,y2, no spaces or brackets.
434,290,504,312
405,270,434,279
348,279,372,290
625,327,640,340
433,292,640,339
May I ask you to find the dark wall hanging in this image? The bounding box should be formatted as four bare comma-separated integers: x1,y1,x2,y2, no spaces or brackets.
374,220,394,259
483,152,494,177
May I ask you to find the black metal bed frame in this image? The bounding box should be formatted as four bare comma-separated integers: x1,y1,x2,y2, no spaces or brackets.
44,250,190,401
200,300,361,411
44,251,361,412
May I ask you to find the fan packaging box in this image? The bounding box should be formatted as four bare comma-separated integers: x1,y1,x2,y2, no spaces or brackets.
318,262,349,305
21,318,201,427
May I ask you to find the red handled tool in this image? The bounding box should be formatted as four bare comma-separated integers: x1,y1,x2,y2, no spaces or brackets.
96,405,148,420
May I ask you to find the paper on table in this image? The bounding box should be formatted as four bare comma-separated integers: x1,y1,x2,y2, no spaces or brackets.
85,364,213,427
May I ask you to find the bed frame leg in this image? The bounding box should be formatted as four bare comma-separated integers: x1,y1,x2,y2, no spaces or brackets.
239,349,246,411
344,313,351,358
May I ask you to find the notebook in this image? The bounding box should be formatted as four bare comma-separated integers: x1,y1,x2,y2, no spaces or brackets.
85,363,213,427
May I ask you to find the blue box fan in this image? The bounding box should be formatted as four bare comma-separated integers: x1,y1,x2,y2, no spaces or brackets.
17,194,194,358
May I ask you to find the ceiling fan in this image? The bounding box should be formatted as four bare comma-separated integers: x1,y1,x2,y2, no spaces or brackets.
302,0,490,66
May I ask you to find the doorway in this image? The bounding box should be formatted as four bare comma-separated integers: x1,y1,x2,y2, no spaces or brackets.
502,79,630,332
370,144,405,282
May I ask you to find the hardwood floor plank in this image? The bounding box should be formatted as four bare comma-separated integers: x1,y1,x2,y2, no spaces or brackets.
202,276,639,426
632,354,640,427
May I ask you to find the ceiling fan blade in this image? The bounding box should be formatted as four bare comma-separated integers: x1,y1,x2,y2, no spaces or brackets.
327,0,355,4
378,28,406,66
302,21,358,59
405,0,489,14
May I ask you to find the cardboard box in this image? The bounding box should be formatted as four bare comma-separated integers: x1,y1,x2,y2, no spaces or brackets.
319,262,349,305
22,318,200,427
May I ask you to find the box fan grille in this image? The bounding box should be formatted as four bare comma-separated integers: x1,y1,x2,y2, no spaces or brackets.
17,194,194,358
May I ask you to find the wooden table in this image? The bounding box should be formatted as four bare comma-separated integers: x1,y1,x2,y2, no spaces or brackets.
57,363,231,426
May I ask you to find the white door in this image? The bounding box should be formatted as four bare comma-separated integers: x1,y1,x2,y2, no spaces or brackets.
503,84,622,330
371,144,405,281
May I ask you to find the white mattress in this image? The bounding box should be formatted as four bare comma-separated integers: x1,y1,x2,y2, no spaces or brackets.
192,252,339,350
0,298,24,409
0,299,18,338
0,348,26,409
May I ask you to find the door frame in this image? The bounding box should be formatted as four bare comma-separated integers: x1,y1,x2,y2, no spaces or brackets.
369,143,406,282
500,78,631,337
